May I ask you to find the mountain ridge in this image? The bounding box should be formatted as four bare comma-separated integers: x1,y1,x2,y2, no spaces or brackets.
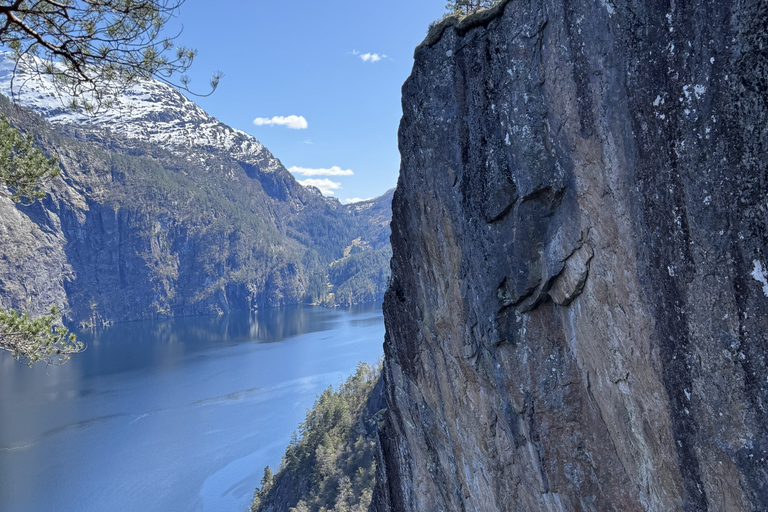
0,63,392,327
0,53,281,173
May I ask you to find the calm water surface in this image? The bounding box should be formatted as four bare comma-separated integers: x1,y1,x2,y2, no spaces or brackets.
0,303,384,512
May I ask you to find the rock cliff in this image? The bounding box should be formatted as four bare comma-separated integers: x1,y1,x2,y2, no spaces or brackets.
374,1,768,510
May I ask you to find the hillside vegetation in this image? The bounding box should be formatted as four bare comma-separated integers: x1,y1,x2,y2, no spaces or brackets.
252,363,383,512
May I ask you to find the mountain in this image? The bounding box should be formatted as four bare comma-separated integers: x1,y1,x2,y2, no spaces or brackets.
0,56,392,327
0,53,282,173
373,1,768,511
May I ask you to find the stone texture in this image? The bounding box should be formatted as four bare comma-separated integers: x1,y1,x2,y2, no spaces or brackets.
0,195,70,316
374,0,768,510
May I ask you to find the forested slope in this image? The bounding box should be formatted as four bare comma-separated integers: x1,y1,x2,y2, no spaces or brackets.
252,363,383,512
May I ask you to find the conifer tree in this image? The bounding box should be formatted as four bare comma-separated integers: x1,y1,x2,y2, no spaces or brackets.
0,114,58,204
260,466,274,492
446,0,499,16
0,306,83,366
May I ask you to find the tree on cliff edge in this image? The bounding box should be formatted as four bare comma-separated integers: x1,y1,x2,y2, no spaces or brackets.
446,0,499,16
0,0,217,365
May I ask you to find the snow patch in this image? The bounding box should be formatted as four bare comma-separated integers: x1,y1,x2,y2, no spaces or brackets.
752,260,768,297
600,0,615,15
682,84,706,104
0,52,280,173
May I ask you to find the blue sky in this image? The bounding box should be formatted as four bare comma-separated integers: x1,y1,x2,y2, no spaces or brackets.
168,0,448,203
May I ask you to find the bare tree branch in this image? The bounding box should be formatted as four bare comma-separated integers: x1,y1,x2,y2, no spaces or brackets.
0,0,222,113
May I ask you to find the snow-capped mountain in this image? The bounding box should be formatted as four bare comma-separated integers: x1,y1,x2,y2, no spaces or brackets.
0,53,283,173
0,62,393,324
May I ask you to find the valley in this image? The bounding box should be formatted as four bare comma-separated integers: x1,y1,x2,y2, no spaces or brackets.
0,61,392,327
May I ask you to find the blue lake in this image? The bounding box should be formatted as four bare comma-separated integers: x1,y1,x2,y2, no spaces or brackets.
0,303,384,512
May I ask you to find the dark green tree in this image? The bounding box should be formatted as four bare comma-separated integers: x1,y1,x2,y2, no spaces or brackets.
0,305,83,366
0,114,58,203
445,0,499,16
260,466,274,492
250,465,275,511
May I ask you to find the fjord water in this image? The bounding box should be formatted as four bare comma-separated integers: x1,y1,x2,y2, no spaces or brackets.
0,304,384,512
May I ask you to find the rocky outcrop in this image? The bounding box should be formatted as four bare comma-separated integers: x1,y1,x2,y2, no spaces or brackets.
375,1,768,511
0,194,70,316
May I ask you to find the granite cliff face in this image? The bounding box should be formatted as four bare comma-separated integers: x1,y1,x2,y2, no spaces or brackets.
375,1,768,510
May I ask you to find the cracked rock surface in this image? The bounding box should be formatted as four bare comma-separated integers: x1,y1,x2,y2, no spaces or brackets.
373,0,768,510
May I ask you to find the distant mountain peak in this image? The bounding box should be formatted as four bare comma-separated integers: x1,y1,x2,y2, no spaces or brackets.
0,52,282,174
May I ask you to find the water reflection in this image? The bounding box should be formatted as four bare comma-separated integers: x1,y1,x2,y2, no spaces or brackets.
0,303,384,512
249,302,381,342
61,304,379,380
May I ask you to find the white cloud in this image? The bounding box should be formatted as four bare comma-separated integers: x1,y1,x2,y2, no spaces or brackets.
351,50,387,63
298,178,342,195
342,197,373,204
253,115,308,129
289,165,354,177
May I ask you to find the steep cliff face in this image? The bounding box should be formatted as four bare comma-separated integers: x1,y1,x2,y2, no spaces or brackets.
375,1,768,511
